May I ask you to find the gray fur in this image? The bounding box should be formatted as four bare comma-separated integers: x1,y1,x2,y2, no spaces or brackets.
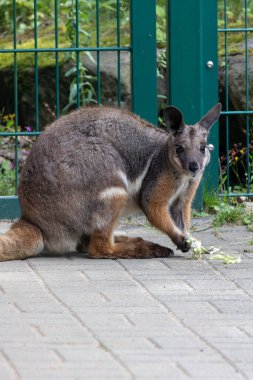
18,105,221,254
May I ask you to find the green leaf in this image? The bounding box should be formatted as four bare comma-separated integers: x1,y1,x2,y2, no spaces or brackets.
243,217,252,225
85,51,96,65
65,66,77,77
69,84,77,102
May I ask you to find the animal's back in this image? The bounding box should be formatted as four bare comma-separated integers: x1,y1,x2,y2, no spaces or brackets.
20,107,166,191
18,106,166,252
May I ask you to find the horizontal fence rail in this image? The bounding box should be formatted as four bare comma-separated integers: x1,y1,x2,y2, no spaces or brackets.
0,47,131,53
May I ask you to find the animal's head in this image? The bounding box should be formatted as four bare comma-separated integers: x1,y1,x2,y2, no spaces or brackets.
164,103,221,178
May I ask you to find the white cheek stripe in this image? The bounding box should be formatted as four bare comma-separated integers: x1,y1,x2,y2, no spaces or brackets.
99,187,128,200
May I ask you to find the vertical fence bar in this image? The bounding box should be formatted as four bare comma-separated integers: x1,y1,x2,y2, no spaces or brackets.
13,0,19,194
116,0,121,107
224,0,230,194
75,0,80,108
245,0,250,193
34,0,39,130
0,1,21,217
131,0,157,125
55,0,60,117
96,0,101,104
202,1,219,197
168,0,219,209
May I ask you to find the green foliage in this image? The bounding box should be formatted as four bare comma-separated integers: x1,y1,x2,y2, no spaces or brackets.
241,211,253,231
203,188,253,230
203,188,221,213
212,202,245,227
0,159,15,196
63,64,97,112
156,2,167,128
63,0,97,110
218,0,253,28
62,0,130,110
219,144,253,194
0,0,54,35
218,0,253,56
0,112,16,197
191,210,209,218
0,0,130,59
0,111,16,133
156,3,166,48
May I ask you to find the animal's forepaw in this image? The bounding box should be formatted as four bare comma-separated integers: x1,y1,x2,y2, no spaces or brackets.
177,236,192,253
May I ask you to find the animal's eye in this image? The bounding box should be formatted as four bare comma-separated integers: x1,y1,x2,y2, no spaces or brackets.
200,145,206,153
176,145,184,154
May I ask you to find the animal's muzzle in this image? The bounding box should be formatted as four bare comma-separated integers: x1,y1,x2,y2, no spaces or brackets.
188,161,199,174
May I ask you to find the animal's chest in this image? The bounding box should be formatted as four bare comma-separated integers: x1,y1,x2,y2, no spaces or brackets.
168,177,190,207
121,176,146,217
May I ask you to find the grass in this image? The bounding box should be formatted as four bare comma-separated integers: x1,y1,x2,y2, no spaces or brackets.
203,189,253,229
218,29,253,59
203,188,221,213
0,25,69,69
212,203,246,227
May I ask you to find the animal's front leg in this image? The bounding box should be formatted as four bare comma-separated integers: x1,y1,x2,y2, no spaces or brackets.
169,199,187,233
183,177,202,232
170,177,202,235
140,175,193,252
145,203,191,252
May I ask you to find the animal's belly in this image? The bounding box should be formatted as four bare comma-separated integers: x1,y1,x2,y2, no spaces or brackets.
121,199,143,218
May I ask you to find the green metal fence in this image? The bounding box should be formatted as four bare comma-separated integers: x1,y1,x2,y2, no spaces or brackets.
0,0,157,218
1,0,252,219
218,0,253,197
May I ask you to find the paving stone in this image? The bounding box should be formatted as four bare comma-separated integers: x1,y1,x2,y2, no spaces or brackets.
0,219,253,379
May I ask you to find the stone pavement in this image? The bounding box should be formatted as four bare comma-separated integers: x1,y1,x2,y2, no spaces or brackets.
0,217,253,380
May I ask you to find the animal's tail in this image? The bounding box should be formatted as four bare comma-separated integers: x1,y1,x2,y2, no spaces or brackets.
0,219,44,261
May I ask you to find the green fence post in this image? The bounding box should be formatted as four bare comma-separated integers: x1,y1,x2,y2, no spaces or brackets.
0,197,21,220
168,0,219,209
131,0,157,125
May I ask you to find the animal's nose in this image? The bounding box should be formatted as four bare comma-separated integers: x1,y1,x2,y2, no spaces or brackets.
188,161,199,173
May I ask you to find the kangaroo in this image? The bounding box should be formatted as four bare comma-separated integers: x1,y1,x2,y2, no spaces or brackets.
0,103,221,261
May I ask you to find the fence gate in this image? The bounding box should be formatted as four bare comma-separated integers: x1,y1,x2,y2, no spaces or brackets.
168,0,219,209
0,0,157,219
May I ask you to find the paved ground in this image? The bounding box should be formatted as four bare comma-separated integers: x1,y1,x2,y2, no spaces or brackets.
0,217,253,380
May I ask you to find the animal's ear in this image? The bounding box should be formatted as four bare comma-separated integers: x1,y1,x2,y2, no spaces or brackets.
163,106,185,135
198,103,222,130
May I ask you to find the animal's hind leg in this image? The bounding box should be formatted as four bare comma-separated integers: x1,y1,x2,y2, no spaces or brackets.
114,235,174,258
88,195,173,259
115,235,144,243
0,219,44,261
76,233,90,253
89,232,173,259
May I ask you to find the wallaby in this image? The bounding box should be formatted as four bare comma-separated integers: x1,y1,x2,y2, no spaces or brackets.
0,104,221,261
